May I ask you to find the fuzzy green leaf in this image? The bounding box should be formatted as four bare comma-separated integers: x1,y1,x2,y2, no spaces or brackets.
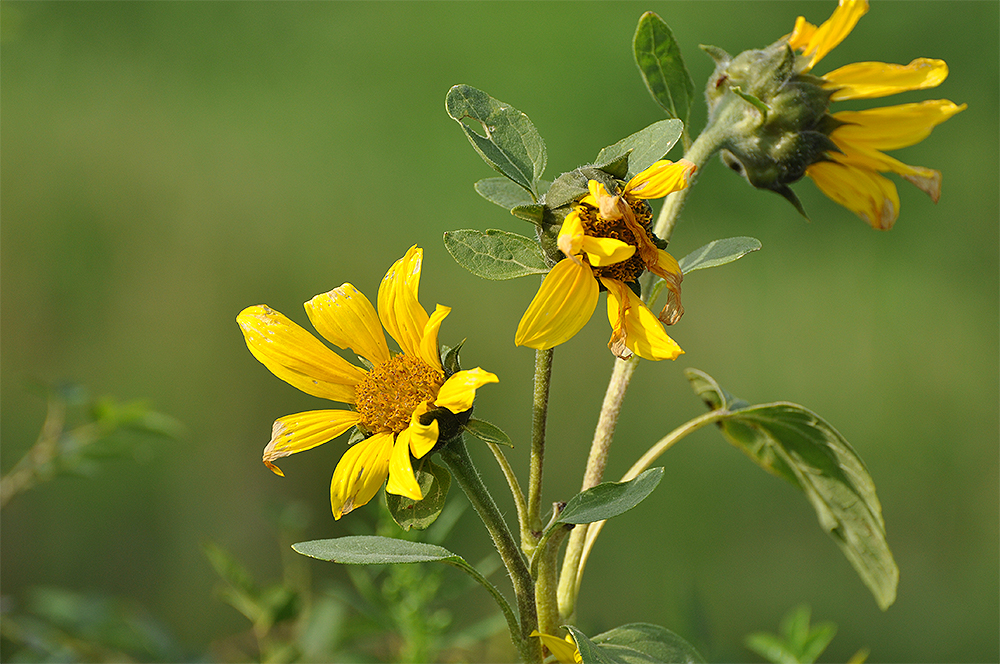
633,13,694,125
685,369,899,610
558,468,664,525
593,119,684,178
593,623,706,664
475,177,550,210
463,419,514,447
446,85,546,197
678,237,761,273
443,228,548,280
386,460,451,531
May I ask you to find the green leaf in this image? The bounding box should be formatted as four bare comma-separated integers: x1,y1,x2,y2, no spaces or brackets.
463,418,514,447
475,177,550,210
566,627,621,664
593,623,706,664
558,467,664,525
443,228,548,280
685,369,899,610
446,84,546,197
386,460,451,531
633,13,694,126
745,605,837,664
511,203,545,227
678,237,762,273
731,85,771,119
441,339,465,377
594,119,684,178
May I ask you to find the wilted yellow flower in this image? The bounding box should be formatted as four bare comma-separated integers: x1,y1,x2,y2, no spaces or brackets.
515,160,694,361
788,0,966,229
531,630,582,664
237,246,497,519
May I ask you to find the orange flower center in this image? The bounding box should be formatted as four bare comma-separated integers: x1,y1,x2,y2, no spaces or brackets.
355,354,443,434
578,200,656,283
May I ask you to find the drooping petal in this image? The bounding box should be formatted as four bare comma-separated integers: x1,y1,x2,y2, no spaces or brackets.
237,305,365,403
330,432,393,520
602,278,683,361
531,631,581,664
831,100,967,151
824,58,948,100
806,160,900,230
417,304,450,372
790,0,869,72
262,409,361,476
557,210,586,264
624,159,696,199
581,236,635,267
830,141,943,202
515,258,600,350
435,367,499,414
378,246,429,358
385,431,423,501
647,249,685,325
305,284,390,366
404,405,440,459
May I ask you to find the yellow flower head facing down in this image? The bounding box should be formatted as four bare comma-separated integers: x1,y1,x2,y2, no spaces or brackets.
786,0,966,229
515,160,693,361
237,246,498,520
531,630,582,664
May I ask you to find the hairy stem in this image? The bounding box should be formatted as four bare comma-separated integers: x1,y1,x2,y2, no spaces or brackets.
526,348,554,556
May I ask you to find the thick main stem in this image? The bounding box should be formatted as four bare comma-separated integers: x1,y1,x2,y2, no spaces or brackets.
526,348,554,555
439,437,542,664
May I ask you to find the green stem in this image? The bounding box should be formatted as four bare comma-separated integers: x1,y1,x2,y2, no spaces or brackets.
486,441,530,547
526,348,554,556
533,522,572,638
556,118,732,621
439,436,542,664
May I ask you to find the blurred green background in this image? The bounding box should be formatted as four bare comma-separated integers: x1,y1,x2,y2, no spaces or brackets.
2,1,997,661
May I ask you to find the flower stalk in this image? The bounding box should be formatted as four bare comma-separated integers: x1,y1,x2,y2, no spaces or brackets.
526,347,554,556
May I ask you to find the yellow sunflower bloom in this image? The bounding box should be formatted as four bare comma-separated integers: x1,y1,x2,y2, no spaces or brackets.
787,0,966,229
531,630,582,664
515,160,694,361
237,246,497,520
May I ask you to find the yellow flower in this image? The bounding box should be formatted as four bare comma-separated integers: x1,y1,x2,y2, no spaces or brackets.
787,0,966,229
515,160,694,361
531,630,582,664
237,246,497,520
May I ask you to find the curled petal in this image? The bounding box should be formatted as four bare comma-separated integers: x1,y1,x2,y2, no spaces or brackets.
624,159,696,199
417,304,450,372
831,141,943,202
807,160,900,230
790,0,869,72
435,367,499,414
648,250,685,325
305,284,390,366
831,100,967,151
557,211,586,265
330,432,393,520
404,405,440,459
263,409,361,476
515,258,599,350
386,432,423,501
378,245,429,357
824,58,948,101
582,236,635,267
602,278,683,361
237,305,364,403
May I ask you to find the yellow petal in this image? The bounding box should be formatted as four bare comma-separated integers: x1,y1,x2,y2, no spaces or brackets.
806,160,900,230
263,409,361,476
792,0,869,72
824,58,948,101
787,16,818,52
417,304,450,372
582,236,635,267
831,100,967,151
647,249,685,325
624,159,696,199
330,432,393,520
305,283,390,366
435,367,499,414
530,631,581,664
830,141,943,202
515,258,599,350
404,406,440,459
602,278,683,361
237,305,364,403
385,431,423,501
377,246,429,357
557,210,586,263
